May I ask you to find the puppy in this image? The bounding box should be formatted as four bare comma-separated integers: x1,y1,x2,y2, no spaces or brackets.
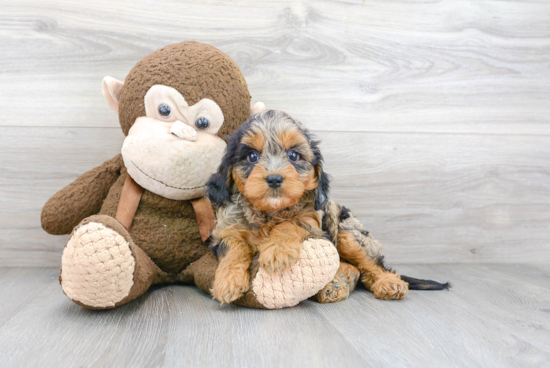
207,110,449,304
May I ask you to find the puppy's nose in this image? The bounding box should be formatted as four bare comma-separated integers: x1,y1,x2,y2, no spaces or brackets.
266,175,284,189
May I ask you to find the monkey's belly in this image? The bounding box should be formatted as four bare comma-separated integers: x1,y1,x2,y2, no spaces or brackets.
130,210,206,275
100,174,207,275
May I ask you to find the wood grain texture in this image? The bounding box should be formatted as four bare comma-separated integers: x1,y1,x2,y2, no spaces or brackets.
0,0,549,265
0,265,548,368
1,0,549,133
2,126,549,265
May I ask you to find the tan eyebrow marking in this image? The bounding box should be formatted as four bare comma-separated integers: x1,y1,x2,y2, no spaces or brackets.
275,127,314,161
242,127,266,151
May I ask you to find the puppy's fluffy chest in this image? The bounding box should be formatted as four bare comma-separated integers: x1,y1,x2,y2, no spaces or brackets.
214,192,323,252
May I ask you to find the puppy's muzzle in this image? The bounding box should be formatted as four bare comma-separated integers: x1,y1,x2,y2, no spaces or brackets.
266,174,284,189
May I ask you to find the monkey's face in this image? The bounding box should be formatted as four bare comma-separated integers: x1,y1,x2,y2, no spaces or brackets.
121,85,227,200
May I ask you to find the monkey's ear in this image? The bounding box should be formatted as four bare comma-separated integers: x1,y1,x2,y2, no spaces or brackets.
250,101,265,115
102,76,124,113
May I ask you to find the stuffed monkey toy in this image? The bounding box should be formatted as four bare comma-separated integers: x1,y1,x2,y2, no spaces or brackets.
41,42,339,310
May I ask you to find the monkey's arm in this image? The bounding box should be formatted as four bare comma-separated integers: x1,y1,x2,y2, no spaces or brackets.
41,154,124,235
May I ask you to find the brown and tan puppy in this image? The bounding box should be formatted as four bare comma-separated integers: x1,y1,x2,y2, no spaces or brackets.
207,110,449,304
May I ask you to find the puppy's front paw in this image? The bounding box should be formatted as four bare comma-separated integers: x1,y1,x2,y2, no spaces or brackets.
259,244,300,274
211,267,250,304
370,273,409,300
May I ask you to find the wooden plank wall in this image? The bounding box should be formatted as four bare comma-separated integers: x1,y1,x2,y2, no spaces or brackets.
1,0,549,266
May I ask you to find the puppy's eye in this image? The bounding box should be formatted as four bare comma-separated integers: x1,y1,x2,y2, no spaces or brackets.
287,150,300,162
195,117,210,130
247,151,260,163
158,104,171,118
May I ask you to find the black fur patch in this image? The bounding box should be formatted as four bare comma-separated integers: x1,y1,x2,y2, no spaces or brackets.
339,206,351,221
400,275,451,291
206,121,251,207
264,109,276,119
321,214,329,233
314,170,331,210
206,172,231,208
209,240,229,260
378,256,451,291
375,255,392,272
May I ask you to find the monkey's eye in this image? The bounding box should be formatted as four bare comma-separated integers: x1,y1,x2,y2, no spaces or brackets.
195,117,210,130
158,104,171,118
287,150,300,162
247,151,260,163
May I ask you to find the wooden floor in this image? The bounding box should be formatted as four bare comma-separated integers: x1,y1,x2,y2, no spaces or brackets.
0,264,548,368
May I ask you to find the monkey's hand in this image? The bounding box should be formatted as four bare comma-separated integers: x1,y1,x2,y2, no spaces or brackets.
41,155,123,235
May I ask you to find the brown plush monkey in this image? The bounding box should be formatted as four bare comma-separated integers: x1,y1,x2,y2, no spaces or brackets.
41,41,339,310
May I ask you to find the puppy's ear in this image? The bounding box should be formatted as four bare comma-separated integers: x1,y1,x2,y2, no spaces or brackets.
207,151,235,208
310,139,331,210
207,127,244,207
206,169,232,208
314,167,331,211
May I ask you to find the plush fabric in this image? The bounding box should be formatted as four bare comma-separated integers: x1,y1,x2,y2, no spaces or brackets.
118,41,250,138
115,176,144,230
144,84,225,135
251,239,339,309
61,220,136,308
122,117,227,200
42,41,337,310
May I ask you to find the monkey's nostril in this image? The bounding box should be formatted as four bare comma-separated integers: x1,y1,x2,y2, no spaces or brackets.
266,175,284,189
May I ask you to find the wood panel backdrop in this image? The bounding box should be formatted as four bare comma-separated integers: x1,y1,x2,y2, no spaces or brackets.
1,0,549,266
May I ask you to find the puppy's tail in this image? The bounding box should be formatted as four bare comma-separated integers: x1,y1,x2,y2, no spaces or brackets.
399,275,451,290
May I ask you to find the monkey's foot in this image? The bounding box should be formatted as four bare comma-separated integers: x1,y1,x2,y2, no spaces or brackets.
61,217,136,309
251,239,340,309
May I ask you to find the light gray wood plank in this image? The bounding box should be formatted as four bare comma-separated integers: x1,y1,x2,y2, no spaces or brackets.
0,280,173,367
0,0,548,134
314,263,550,368
161,287,367,368
472,263,550,292
0,265,549,368
1,127,549,265
319,131,550,263
0,269,365,368
0,126,123,267
0,268,57,328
